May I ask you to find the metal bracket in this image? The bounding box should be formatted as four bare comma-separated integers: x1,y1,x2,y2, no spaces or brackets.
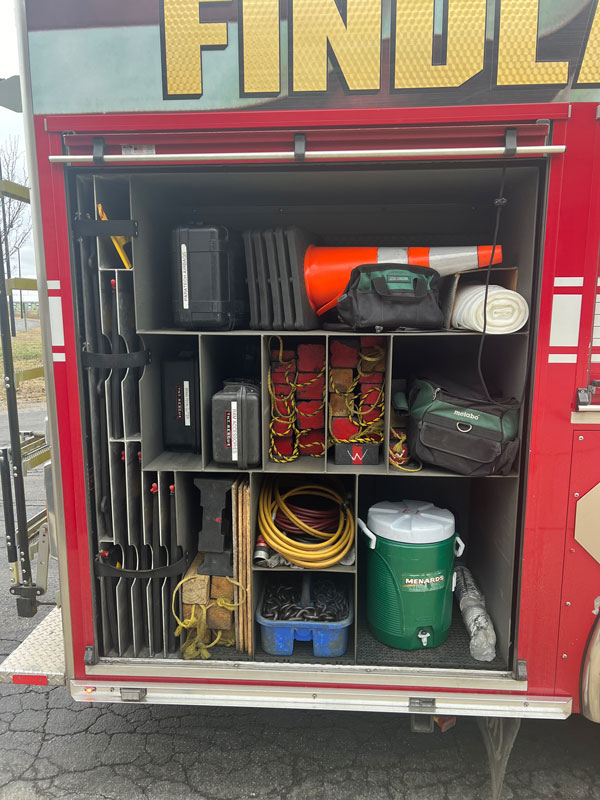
83,645,97,666
515,659,528,681
294,133,306,162
409,697,436,712
120,687,147,702
72,218,138,239
504,128,518,157
410,714,435,733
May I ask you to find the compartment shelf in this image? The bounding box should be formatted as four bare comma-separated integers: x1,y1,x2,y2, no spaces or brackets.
144,452,204,473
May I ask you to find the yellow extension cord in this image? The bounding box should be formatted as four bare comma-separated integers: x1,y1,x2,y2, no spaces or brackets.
258,479,354,569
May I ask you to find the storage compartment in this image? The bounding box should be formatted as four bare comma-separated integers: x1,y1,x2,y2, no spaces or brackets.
139,333,202,472
72,159,543,673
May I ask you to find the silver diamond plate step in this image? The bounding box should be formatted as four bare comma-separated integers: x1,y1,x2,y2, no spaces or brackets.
0,607,65,686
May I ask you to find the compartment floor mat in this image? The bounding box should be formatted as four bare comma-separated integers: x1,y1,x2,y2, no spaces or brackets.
355,609,507,671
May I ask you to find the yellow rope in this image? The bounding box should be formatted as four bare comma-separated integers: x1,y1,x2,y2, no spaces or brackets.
389,429,423,472
171,575,247,660
268,337,326,462
328,347,385,446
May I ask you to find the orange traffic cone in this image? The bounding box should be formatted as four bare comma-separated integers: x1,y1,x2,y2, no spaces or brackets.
304,245,502,315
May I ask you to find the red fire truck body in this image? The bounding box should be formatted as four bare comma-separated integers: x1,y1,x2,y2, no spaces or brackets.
3,0,600,745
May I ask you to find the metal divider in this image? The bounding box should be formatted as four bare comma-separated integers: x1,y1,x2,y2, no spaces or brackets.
124,441,144,656
158,472,173,657
116,271,141,439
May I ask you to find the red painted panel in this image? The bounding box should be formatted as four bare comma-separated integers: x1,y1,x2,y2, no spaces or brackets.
34,117,96,679
517,105,600,701
42,104,571,134
13,674,48,686
555,431,600,713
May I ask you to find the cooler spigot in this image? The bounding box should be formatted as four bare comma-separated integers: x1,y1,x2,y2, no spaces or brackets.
418,630,431,647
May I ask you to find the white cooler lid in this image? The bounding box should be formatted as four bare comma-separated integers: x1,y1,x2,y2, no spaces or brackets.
367,500,455,544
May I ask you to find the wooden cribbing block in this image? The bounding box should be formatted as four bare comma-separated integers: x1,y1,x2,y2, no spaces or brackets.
330,339,359,368
298,343,326,373
331,417,359,441
181,554,210,605
207,605,233,631
273,436,294,457
211,576,235,601
359,350,386,374
299,429,325,455
297,401,324,430
270,361,296,377
273,397,293,416
296,373,325,400
359,371,383,385
360,336,385,348
270,349,296,363
182,605,211,643
272,418,292,436
271,383,294,399
361,385,383,424
330,392,352,417
330,368,354,393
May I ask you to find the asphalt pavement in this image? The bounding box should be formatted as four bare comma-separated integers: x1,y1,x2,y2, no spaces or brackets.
0,407,599,799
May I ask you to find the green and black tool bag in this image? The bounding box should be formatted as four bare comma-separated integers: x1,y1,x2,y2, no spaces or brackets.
333,264,444,331
408,377,520,476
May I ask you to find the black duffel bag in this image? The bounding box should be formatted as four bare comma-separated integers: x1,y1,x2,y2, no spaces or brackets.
408,377,520,476
333,263,444,331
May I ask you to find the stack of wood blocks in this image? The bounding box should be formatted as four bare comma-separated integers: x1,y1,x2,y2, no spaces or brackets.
329,337,386,464
296,343,326,457
180,478,252,656
269,341,326,461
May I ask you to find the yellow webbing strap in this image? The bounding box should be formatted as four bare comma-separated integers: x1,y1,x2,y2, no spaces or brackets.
171,576,247,660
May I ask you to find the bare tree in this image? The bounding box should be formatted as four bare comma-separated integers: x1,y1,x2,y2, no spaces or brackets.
0,136,32,260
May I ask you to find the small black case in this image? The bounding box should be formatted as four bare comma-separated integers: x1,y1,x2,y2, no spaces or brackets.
162,355,201,453
172,226,250,330
212,380,261,468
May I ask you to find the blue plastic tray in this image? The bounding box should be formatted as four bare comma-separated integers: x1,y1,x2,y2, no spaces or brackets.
256,587,354,658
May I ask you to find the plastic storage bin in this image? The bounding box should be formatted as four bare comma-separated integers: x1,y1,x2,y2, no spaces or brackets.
256,588,354,658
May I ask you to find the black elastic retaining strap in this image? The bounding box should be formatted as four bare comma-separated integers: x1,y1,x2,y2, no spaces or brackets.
294,133,306,162
93,137,105,165
82,350,150,370
95,552,189,579
504,128,517,157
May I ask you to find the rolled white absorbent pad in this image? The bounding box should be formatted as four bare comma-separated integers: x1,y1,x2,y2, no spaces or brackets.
451,284,529,334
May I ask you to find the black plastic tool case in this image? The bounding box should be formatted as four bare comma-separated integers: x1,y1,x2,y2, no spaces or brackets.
171,226,249,330
212,381,261,468
162,356,201,452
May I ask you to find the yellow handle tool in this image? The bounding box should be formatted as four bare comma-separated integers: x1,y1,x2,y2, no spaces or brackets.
97,203,133,270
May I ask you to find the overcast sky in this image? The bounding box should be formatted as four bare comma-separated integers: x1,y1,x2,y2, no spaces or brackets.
1,2,37,289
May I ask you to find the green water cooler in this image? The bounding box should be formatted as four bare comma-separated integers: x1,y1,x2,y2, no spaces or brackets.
358,501,465,650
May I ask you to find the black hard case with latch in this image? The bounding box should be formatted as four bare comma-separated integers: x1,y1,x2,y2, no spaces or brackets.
212,380,261,468
171,226,250,330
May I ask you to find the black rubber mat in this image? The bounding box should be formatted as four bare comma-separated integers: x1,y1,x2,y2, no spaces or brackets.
355,609,507,671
